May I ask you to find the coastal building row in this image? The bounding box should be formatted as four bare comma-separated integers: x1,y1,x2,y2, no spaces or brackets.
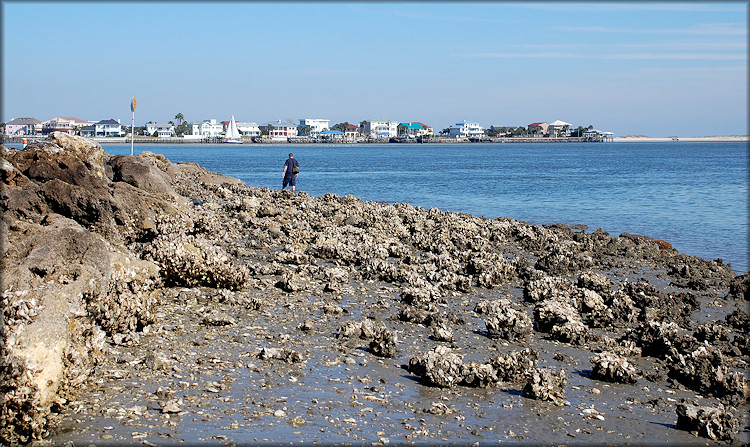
4,116,612,141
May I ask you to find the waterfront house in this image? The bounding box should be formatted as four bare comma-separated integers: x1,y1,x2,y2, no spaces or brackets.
42,117,94,135
447,120,484,139
95,119,124,137
299,118,330,137
190,119,223,138
80,125,95,137
265,120,299,140
236,122,261,137
320,129,344,141
5,118,42,136
398,122,425,139
528,122,549,137
548,120,572,137
583,129,614,142
145,123,176,138
363,120,398,139
397,122,433,138
416,123,434,136
343,123,361,141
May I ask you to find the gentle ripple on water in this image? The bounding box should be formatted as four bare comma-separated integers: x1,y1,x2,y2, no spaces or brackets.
13,140,747,272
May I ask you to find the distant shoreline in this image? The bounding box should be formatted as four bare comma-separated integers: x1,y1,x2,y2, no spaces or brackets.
613,135,748,142
3,134,748,145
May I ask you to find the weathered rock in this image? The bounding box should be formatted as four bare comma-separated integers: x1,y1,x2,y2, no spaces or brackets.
407,346,465,388
523,367,567,406
476,299,532,341
590,352,639,384
676,401,740,441
258,347,303,363
368,326,398,358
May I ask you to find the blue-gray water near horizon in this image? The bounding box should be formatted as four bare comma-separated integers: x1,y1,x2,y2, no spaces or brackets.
43,141,749,272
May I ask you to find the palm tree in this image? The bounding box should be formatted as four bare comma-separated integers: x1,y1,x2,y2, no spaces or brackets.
175,113,184,125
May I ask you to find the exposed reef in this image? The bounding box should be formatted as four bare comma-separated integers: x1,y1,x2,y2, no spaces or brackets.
1,134,747,444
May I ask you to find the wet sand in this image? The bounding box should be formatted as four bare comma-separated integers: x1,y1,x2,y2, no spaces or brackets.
46,278,746,446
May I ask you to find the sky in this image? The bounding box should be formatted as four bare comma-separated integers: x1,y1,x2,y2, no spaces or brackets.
2,1,748,137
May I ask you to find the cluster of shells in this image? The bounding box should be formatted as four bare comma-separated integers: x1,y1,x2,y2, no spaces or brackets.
1,134,748,443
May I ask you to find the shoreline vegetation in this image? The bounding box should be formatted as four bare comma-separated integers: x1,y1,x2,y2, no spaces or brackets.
3,134,748,145
1,133,747,445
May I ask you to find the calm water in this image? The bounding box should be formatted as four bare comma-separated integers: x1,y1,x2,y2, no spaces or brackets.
82,142,747,272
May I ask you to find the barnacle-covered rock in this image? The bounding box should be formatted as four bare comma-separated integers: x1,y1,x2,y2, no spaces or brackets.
476,299,532,341
667,345,745,402
523,367,568,405
368,326,398,358
258,347,303,363
590,352,639,384
577,271,611,294
408,345,465,388
534,299,587,344
523,276,576,304
676,401,740,441
337,319,382,341
146,233,249,290
625,320,684,358
488,348,539,383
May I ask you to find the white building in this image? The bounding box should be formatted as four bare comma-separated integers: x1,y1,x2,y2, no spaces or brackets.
363,120,398,138
145,123,176,138
266,120,298,139
447,120,484,139
95,119,123,137
190,119,224,138
548,120,572,137
5,118,41,136
298,118,330,137
42,117,94,135
236,122,260,137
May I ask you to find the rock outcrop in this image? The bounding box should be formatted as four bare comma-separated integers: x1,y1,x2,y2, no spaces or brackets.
1,133,747,444
0,134,245,443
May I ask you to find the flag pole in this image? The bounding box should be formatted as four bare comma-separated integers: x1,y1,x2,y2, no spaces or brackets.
130,97,137,156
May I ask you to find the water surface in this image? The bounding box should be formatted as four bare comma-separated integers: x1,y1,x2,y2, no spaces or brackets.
98,141,748,272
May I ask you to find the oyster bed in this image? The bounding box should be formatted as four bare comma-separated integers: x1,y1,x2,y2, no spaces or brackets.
1,134,747,445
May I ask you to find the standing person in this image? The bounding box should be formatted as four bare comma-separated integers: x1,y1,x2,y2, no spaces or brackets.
282,153,299,193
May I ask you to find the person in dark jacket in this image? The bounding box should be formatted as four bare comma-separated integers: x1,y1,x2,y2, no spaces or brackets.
282,153,299,193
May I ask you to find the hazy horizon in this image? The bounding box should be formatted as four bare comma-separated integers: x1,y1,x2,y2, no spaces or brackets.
3,2,747,137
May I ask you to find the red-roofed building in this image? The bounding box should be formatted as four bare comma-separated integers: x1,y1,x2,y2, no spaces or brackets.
528,122,549,136
417,122,434,136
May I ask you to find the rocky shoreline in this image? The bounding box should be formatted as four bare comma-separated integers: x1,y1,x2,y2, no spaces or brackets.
1,133,747,445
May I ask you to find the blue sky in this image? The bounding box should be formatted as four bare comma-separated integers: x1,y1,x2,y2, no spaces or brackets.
3,1,747,136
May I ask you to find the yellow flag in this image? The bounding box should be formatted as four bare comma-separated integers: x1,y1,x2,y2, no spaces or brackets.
131,97,137,112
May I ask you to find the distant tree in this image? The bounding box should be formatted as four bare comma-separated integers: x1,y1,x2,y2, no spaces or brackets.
332,122,351,132
299,125,312,136
152,130,158,137
175,121,190,136
175,113,184,125
440,128,450,136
